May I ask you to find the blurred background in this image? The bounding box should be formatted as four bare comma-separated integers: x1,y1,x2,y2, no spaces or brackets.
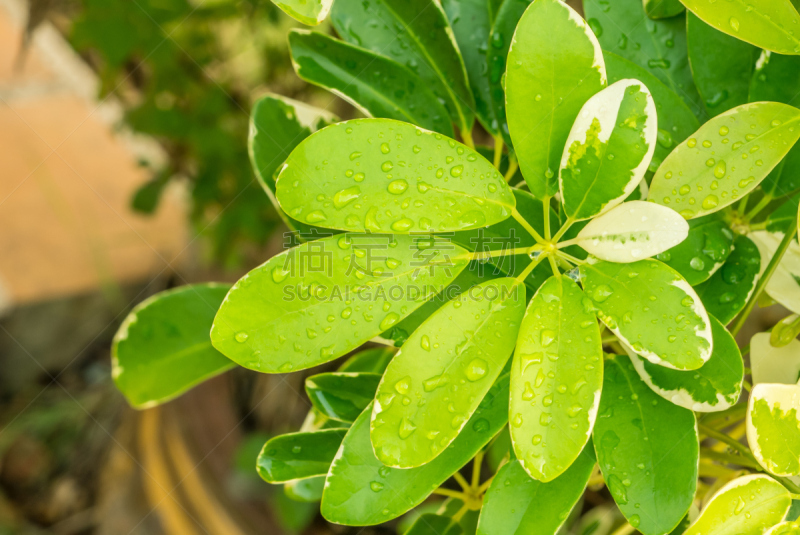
0,0,780,533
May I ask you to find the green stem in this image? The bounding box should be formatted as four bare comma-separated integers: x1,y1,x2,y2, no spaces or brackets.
493,134,504,170
737,194,750,216
461,128,475,150
552,217,575,243
453,471,471,492
548,255,561,278
731,218,799,336
543,196,552,240
556,251,585,266
700,403,747,428
744,194,773,223
432,488,471,501
610,523,635,535
515,253,547,284
452,503,471,522
459,246,537,262
700,448,761,470
512,208,546,243
504,155,519,183
471,451,484,489
699,424,754,460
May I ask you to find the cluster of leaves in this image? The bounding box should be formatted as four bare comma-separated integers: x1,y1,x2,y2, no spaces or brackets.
68,0,305,264
110,0,800,533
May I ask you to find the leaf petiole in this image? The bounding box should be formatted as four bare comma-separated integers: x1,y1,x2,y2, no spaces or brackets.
504,156,519,183
492,135,504,170
512,208,546,243
515,253,548,284
556,251,585,266
543,196,552,240
461,127,475,150
552,217,575,243
432,487,471,501
453,471,471,492
743,194,773,223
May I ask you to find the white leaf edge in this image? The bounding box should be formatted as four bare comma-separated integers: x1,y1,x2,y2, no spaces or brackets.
559,79,658,220
750,332,800,386
574,200,689,263
747,383,800,477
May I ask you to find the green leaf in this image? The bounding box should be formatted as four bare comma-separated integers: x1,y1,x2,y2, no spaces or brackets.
284,476,325,502
748,383,800,476
338,347,395,373
441,0,504,135
680,0,800,56
257,429,348,483
510,276,602,482
486,0,533,147
583,0,705,119
626,315,743,411
405,514,463,535
330,0,475,132
288,31,454,137
572,201,689,263
751,52,800,199
695,234,761,324
594,355,698,535
270,0,332,25
656,213,734,286
604,51,700,172
683,474,792,535
305,372,381,423
321,373,510,525
649,102,800,218
275,119,515,233
371,279,525,468
506,0,607,198
643,0,684,19
767,521,800,534
769,193,800,233
580,259,713,370
476,445,595,535
437,498,480,535
750,230,800,314
749,332,800,386
112,284,235,409
560,80,657,220
687,12,760,117
211,233,468,372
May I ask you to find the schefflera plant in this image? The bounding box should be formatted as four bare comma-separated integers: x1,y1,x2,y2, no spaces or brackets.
109,0,800,533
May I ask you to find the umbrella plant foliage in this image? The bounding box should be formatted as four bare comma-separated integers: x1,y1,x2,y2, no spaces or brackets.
112,0,800,533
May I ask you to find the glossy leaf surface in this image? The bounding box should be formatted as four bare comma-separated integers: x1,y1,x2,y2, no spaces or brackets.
486,0,533,145
257,429,347,483
748,383,800,476
284,476,325,502
560,80,656,220
330,0,475,131
271,0,332,25
574,201,689,263
650,102,800,219
750,231,800,315
687,12,759,117
750,333,800,386
322,374,510,525
657,213,734,286
627,315,743,411
594,355,698,535
680,0,800,55
510,276,602,482
306,372,381,423
288,31,453,137
406,514,462,535
338,347,395,374
276,119,514,233
695,234,760,324
476,446,595,535
371,279,524,468
580,259,713,370
683,474,792,535
604,51,700,171
643,0,684,19
211,233,468,372
112,284,235,409
507,0,606,198
442,0,503,135
584,0,704,119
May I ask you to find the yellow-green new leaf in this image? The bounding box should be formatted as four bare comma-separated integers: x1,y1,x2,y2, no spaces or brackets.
747,383,800,477
626,315,743,412
750,231,800,315
270,0,332,25
750,333,800,386
683,474,792,535
112,284,235,409
580,259,713,370
276,119,514,233
650,102,800,219
767,521,800,534
560,80,657,221
573,201,689,263
371,279,525,468
510,276,602,482
506,0,607,198
680,0,800,56
211,234,468,373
